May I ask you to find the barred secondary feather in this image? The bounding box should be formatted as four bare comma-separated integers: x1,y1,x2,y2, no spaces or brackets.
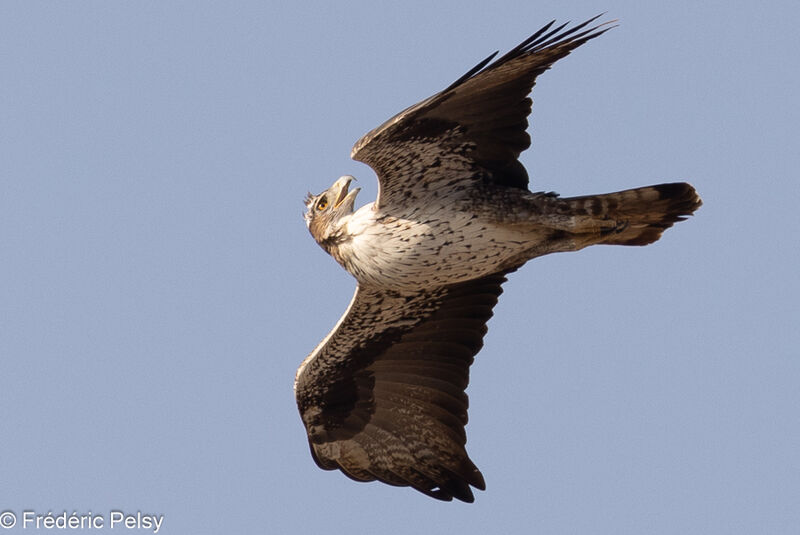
294,16,701,503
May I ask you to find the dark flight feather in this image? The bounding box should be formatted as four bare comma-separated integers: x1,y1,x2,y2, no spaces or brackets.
296,16,700,503
295,271,509,502
351,15,614,199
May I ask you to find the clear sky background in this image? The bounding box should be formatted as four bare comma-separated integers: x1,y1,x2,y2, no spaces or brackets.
2,1,798,534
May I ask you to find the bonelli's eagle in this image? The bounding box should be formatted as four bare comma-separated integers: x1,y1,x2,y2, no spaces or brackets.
294,16,701,502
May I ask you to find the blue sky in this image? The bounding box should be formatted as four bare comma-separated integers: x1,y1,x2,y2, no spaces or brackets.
2,1,798,533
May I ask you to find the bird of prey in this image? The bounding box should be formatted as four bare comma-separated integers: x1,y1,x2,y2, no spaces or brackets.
295,16,701,503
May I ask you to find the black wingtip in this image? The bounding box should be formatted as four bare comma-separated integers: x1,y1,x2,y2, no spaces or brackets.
444,50,499,92
445,15,617,95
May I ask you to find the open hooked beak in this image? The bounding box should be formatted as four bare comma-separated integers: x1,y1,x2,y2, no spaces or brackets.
332,176,360,209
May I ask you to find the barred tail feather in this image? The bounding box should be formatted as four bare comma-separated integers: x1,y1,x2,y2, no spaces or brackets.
563,182,702,246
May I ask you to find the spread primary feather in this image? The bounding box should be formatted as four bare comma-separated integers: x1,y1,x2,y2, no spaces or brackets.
294,16,701,503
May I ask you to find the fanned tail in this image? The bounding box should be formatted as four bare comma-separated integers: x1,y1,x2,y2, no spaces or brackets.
560,182,702,246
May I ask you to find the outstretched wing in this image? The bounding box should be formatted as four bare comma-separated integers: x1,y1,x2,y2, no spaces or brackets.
294,272,511,502
351,16,613,208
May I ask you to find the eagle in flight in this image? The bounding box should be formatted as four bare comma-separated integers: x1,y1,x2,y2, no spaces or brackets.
295,16,701,502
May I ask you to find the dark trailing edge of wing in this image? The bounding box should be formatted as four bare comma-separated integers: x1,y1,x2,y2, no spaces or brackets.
296,272,514,502
351,16,617,199
300,16,626,503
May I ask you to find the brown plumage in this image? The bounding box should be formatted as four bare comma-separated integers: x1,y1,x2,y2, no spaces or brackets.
556,183,702,246
295,16,701,503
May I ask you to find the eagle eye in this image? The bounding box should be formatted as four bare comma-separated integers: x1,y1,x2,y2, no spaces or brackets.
316,197,329,211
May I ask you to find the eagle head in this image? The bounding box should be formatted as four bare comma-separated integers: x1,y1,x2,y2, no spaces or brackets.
304,175,360,249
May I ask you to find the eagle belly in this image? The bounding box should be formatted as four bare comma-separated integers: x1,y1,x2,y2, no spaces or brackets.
331,202,541,289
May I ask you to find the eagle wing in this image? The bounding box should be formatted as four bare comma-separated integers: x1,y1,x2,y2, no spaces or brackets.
294,272,510,502
351,16,613,207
